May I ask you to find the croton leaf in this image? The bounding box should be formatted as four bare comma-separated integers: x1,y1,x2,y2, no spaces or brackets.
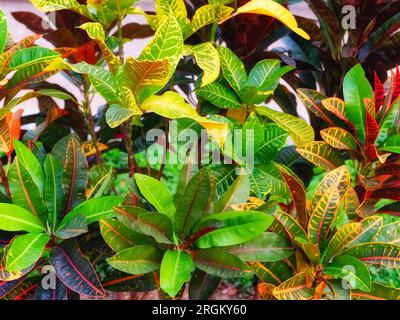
272,271,314,300
351,282,400,300
0,9,7,55
346,216,383,248
193,248,250,278
0,203,45,233
323,255,371,292
225,0,310,40
185,43,220,87
174,169,213,239
135,173,176,219
322,223,362,263
107,244,163,275
114,206,173,244
308,166,350,243
214,174,250,213
101,270,157,293
343,64,374,144
188,269,220,300
225,232,293,262
256,106,314,146
217,45,247,94
54,214,87,240
344,243,400,268
0,276,39,300
5,233,49,272
373,221,400,244
35,277,67,300
52,134,88,213
60,195,123,226
195,210,274,248
320,127,358,151
249,261,292,285
139,13,183,78
160,250,195,297
196,82,242,110
100,218,154,253
119,57,169,103
297,141,345,171
189,5,234,37
51,241,104,297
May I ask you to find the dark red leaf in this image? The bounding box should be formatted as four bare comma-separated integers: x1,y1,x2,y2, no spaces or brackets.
374,71,385,113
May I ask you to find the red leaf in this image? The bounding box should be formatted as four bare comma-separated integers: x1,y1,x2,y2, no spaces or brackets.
364,111,380,160
6,110,23,158
390,65,400,107
370,188,400,201
374,71,385,113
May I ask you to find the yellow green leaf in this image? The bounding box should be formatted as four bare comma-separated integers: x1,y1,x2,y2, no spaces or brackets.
344,243,400,268
297,141,345,171
222,0,310,40
189,5,234,37
321,127,358,150
184,43,220,87
272,271,314,300
256,106,314,146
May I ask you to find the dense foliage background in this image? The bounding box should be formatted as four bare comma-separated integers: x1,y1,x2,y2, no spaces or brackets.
0,0,399,300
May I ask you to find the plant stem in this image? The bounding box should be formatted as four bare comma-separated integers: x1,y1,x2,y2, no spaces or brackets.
0,158,11,198
83,77,103,164
117,14,138,177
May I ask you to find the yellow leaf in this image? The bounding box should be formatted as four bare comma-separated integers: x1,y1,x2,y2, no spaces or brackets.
221,0,310,40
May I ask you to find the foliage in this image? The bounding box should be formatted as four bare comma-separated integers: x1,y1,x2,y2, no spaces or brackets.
0,0,399,301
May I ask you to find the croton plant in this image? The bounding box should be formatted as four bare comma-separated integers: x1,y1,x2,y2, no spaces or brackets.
0,0,399,300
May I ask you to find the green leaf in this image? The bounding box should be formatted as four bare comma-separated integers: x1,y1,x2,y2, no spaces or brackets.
308,166,350,243
344,242,400,268
381,134,400,154
324,255,371,292
297,141,345,171
107,245,162,274
5,233,50,272
60,196,124,226
189,5,234,36
135,173,176,219
195,210,274,248
105,104,137,129
376,99,399,147
141,91,228,146
256,106,314,146
217,46,247,94
343,64,373,144
8,158,47,223
100,218,154,252
272,272,314,300
322,223,362,263
160,250,195,297
9,47,59,70
71,62,120,103
320,127,358,150
53,214,88,239
52,135,88,212
0,9,7,55
174,169,213,238
114,206,173,244
13,140,44,193
44,154,63,232
214,174,250,213
139,13,183,78
0,204,45,233
119,58,169,102
193,248,249,278
226,232,293,262
255,124,288,162
249,261,292,285
196,82,242,109
351,282,400,300
347,216,383,247
248,59,294,91
273,209,308,241
185,43,220,87
373,221,400,244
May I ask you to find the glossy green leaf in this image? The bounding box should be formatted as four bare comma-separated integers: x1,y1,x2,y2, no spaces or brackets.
226,232,293,262
135,173,176,219
343,64,373,144
107,245,162,274
214,174,250,213
53,214,87,240
5,233,49,272
324,255,371,292
196,82,242,109
114,206,173,244
217,46,247,94
160,250,195,297
344,243,400,268
0,9,7,55
0,204,45,233
196,210,274,248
